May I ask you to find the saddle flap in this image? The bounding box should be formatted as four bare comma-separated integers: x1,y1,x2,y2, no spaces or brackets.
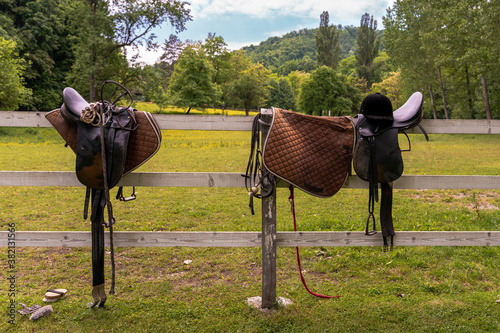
353,127,403,183
262,108,354,198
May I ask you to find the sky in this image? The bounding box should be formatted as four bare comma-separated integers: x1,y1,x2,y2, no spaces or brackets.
131,0,395,65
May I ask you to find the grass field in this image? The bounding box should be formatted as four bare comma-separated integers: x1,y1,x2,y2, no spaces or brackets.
131,102,259,116
1,126,499,332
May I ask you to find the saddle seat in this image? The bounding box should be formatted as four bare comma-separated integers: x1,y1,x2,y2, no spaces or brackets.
357,92,423,136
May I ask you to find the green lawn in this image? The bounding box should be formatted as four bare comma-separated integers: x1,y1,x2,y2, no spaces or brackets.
131,101,259,116
1,127,499,332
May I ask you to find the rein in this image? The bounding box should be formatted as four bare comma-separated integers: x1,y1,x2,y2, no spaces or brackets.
288,185,340,299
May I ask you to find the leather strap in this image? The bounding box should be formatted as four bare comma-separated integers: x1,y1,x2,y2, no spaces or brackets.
289,185,339,299
84,187,91,220
380,182,395,251
244,114,274,215
98,100,116,295
365,136,378,236
90,190,106,308
90,283,107,308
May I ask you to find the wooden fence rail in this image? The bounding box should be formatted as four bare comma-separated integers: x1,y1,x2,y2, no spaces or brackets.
3,231,500,248
1,111,499,308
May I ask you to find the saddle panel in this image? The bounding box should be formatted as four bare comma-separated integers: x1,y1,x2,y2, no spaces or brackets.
262,108,354,198
45,109,162,176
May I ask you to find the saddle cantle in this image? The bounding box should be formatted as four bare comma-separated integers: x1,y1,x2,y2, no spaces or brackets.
45,81,161,307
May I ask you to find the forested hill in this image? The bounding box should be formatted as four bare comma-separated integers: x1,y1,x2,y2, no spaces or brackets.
242,26,382,75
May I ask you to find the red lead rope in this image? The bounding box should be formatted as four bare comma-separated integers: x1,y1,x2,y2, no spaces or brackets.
289,185,340,299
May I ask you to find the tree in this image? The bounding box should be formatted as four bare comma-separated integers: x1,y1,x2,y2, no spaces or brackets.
202,33,232,85
69,0,191,101
166,47,220,114
157,34,185,90
384,0,500,119
266,77,296,110
338,55,357,78
370,71,403,107
286,71,310,99
315,11,341,69
226,63,270,115
139,65,167,106
298,66,360,116
384,1,442,118
0,37,31,110
355,13,380,91
219,50,252,107
0,0,76,110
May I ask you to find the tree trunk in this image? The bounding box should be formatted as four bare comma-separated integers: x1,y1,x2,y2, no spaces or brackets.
186,106,191,114
428,84,438,119
481,74,492,120
437,65,449,119
465,65,474,119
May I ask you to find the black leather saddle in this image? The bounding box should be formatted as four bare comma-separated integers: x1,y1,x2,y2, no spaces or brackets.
61,86,135,189
353,92,424,250
46,81,162,307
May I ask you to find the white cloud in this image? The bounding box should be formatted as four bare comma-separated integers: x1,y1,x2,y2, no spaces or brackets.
225,40,262,50
188,0,394,22
125,46,163,66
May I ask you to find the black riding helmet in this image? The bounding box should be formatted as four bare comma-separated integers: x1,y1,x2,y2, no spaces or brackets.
360,92,393,121
357,93,394,135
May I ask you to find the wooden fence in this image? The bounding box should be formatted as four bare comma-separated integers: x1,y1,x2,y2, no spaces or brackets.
1,111,499,308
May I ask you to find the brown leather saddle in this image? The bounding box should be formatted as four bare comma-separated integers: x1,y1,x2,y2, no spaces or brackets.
45,81,161,307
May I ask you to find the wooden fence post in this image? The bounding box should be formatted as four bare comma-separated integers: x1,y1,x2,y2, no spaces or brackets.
260,112,277,308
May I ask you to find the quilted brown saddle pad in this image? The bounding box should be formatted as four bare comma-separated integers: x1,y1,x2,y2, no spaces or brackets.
262,108,355,198
45,108,161,176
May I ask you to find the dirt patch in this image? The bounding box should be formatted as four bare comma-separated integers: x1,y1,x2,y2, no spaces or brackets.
403,190,499,211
